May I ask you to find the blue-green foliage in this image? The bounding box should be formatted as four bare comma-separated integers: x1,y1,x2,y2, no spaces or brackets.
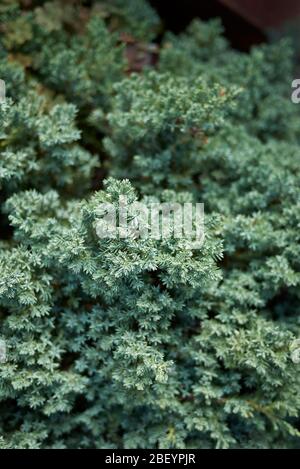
0,0,300,449
34,16,125,113
0,60,98,196
160,20,299,140
104,71,238,193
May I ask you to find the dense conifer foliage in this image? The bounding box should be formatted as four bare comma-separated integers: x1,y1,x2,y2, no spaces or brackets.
0,0,299,449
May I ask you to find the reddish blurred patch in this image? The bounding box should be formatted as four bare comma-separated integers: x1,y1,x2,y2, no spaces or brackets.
220,0,300,29
120,32,159,73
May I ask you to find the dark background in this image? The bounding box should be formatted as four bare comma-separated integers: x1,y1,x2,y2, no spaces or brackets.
149,0,300,51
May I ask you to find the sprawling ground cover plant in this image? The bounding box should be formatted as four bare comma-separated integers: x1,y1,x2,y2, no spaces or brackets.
0,0,299,449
